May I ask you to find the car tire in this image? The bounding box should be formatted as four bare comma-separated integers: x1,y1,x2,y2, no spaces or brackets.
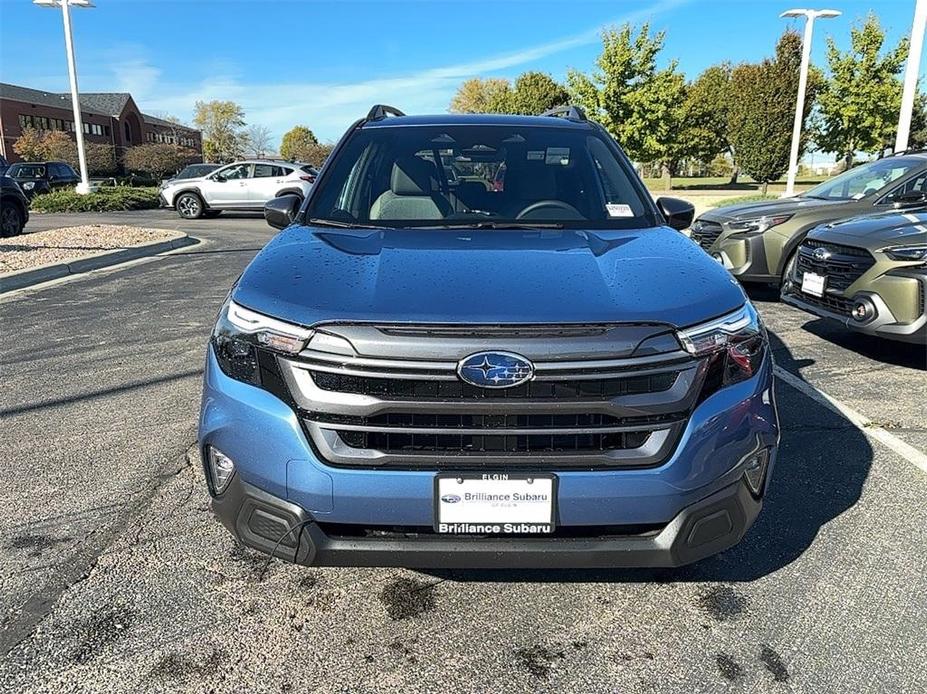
176,192,205,219
0,201,24,237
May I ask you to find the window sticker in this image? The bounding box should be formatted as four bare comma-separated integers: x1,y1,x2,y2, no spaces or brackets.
545,147,570,165
606,203,634,217
527,150,545,161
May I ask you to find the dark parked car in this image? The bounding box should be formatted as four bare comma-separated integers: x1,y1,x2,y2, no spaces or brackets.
0,155,9,177
6,161,80,198
1,176,30,237
691,153,927,286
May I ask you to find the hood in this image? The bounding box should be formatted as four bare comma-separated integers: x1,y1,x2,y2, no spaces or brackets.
232,225,747,329
809,209,927,247
699,195,846,222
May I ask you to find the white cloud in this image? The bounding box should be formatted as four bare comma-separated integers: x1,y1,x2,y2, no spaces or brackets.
101,0,689,142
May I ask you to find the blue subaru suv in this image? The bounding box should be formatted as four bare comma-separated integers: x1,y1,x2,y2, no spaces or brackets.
199,105,779,568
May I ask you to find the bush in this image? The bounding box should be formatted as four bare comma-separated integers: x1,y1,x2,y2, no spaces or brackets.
30,187,161,213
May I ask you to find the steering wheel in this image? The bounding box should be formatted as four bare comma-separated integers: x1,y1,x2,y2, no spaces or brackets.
516,200,583,220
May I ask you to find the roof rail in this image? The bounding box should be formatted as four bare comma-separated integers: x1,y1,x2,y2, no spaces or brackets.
540,105,588,122
366,104,406,122
888,148,927,157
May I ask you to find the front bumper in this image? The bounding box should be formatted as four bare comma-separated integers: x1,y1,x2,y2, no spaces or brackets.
782,272,927,344
200,344,779,568
211,474,763,569
710,231,780,283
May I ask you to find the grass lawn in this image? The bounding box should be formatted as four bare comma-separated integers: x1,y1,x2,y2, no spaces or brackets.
643,176,824,193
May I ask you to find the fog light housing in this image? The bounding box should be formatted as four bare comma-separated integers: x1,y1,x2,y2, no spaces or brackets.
743,449,770,497
850,299,875,323
206,446,236,494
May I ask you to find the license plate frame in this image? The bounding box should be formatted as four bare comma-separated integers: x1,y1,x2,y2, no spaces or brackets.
433,473,557,534
802,271,826,298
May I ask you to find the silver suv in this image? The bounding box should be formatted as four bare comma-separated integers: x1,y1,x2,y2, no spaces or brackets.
160,159,316,219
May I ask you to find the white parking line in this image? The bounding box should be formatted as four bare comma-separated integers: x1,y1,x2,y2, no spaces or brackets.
774,365,927,474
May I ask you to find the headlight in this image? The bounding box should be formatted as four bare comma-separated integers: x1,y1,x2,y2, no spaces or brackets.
728,214,792,235
883,245,927,262
22,181,35,190
678,304,767,393
212,298,312,386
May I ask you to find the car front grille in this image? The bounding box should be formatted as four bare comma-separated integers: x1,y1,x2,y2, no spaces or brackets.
787,289,855,316
796,240,875,292
690,220,724,251
277,324,705,470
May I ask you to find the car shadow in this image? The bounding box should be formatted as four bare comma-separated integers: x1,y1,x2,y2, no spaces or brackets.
798,319,926,370
420,331,874,584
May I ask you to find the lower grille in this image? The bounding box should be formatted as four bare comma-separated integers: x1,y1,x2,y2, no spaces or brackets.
338,429,652,455
789,289,854,316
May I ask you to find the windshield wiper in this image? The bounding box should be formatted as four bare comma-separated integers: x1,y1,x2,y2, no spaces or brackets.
308,218,393,230
418,221,565,230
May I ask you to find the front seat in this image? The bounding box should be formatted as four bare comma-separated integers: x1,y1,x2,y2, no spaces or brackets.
370,156,451,220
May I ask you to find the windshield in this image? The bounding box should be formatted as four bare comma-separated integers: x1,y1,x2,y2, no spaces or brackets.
804,158,921,200
8,164,45,179
306,124,656,229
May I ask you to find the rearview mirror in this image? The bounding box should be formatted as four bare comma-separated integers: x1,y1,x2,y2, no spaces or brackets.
213,174,227,183
890,190,927,209
264,194,302,230
656,196,695,231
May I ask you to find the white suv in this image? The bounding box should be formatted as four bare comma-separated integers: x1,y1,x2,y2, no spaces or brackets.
160,160,317,219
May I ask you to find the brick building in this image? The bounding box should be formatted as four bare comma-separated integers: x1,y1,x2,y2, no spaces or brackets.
0,82,203,166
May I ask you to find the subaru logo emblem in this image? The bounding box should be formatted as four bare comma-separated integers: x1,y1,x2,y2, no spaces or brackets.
812,247,831,261
457,351,534,389
440,494,461,504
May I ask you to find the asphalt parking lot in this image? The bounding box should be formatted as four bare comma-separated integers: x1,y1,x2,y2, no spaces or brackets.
1,210,925,693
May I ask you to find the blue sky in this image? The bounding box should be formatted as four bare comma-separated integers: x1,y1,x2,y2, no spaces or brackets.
0,0,923,146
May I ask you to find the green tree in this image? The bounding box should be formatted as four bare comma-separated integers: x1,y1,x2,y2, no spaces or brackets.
449,78,511,113
124,143,198,179
727,31,810,194
682,64,735,179
193,100,246,163
506,72,569,114
567,23,687,187
816,14,908,168
279,125,318,160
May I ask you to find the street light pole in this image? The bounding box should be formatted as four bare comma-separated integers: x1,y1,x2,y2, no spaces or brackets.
896,0,927,153
780,8,841,197
34,0,94,195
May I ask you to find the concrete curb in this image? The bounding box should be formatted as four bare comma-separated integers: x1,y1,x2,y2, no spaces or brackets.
0,233,199,294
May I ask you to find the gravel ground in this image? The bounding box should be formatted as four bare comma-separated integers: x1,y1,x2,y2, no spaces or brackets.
0,225,178,273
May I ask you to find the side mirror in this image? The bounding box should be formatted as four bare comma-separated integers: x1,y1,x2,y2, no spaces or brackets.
656,196,695,231
264,194,302,230
890,190,927,209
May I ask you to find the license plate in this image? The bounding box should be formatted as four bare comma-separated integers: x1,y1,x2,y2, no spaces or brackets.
802,271,826,297
434,473,556,534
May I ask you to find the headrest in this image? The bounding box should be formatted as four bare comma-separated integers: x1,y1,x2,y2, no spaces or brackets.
391,156,437,196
